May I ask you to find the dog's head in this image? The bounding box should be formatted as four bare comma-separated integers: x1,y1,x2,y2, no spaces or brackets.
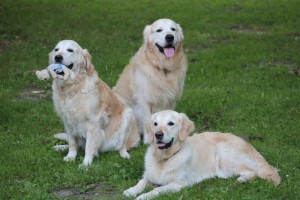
48,40,94,76
143,19,184,58
145,110,194,159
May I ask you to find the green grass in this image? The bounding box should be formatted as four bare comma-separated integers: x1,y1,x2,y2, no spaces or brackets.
1,0,300,199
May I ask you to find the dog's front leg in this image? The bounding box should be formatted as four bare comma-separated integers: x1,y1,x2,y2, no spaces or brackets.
123,177,149,198
63,134,78,162
136,181,185,200
79,127,104,169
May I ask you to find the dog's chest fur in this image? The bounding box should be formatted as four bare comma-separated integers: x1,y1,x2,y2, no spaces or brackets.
134,66,182,110
143,147,189,186
52,77,101,137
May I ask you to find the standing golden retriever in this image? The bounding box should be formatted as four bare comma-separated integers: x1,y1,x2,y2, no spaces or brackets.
113,19,187,143
36,40,139,168
124,110,281,200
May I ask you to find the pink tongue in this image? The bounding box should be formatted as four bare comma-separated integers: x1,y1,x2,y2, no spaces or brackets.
164,48,175,58
157,143,165,147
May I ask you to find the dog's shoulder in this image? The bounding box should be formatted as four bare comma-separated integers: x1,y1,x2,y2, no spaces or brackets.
98,78,124,114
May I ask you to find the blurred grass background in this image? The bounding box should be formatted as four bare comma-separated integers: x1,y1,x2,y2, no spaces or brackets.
0,0,299,199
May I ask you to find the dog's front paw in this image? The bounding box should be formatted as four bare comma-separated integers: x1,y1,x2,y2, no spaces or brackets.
123,188,138,197
136,193,149,200
78,156,93,169
136,192,156,200
63,155,76,162
78,163,90,170
36,69,50,80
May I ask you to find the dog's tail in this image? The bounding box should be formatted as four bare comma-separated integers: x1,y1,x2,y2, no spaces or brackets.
254,150,281,186
54,133,69,142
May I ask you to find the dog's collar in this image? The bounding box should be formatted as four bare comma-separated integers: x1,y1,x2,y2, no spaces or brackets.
162,149,180,161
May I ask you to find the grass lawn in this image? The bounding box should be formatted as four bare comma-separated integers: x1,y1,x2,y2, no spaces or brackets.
1,0,300,199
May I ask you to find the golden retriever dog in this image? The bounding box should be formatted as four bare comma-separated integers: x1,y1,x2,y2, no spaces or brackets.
113,19,187,143
124,110,281,199
36,40,139,168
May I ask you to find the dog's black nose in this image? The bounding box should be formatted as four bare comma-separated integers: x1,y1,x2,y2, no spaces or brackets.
155,131,164,140
55,55,63,62
165,34,174,42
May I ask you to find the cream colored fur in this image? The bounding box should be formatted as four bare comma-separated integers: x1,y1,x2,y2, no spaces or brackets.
124,110,281,200
113,19,187,143
36,40,139,168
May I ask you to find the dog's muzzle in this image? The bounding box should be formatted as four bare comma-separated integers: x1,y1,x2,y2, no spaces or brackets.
53,55,74,75
154,34,176,58
155,131,174,150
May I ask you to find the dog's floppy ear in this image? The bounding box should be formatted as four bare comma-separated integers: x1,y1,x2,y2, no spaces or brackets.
143,25,151,43
178,113,194,141
176,23,184,41
82,49,94,75
48,50,54,65
144,117,154,143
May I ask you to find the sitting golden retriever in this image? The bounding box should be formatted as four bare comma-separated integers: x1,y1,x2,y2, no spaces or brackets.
124,110,281,199
36,40,139,168
113,19,187,143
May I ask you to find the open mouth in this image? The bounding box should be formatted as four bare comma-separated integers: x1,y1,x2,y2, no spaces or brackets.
155,43,175,58
156,138,174,150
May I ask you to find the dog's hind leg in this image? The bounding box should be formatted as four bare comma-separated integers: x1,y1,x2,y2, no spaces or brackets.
118,107,138,159
237,170,257,183
119,148,130,159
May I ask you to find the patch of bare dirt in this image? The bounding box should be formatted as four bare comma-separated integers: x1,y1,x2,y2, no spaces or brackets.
291,66,300,76
54,183,119,199
287,33,300,41
257,60,300,77
230,25,265,35
258,60,294,68
228,4,242,12
16,86,51,101
0,39,11,53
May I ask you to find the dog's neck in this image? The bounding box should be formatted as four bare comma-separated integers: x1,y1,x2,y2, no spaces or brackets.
53,71,87,93
156,66,170,76
143,42,183,75
152,141,183,162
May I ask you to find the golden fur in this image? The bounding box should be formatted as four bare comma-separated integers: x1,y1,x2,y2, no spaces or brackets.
124,110,281,199
36,40,139,168
113,19,187,142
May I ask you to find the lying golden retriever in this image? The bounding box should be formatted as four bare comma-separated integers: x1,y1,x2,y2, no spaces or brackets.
36,40,139,168
124,110,281,199
113,19,187,143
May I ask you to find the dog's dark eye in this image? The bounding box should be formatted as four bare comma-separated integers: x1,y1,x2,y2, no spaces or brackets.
171,28,176,31
168,121,174,126
67,49,74,53
156,29,162,33
54,48,59,52
154,122,158,126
